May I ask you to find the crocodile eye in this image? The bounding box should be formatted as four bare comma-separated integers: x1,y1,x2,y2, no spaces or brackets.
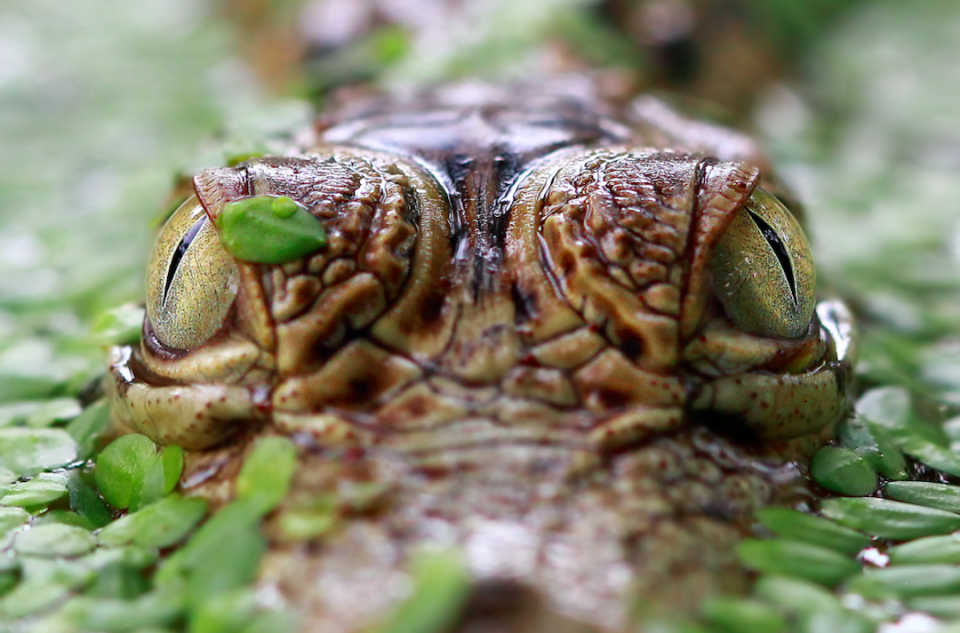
145,196,240,350
711,188,816,338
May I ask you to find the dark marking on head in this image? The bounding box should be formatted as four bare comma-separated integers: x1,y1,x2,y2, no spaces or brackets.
510,282,539,324
417,284,449,333
319,95,634,300
619,333,643,361
593,386,634,409
489,150,522,253
309,326,345,364
445,154,475,191
348,378,376,400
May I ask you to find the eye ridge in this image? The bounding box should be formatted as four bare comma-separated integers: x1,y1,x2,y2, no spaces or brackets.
746,209,798,304
163,217,206,306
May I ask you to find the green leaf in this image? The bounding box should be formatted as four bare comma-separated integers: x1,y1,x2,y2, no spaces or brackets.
0,398,84,430
0,506,29,530
79,544,159,572
883,481,960,514
837,415,909,480
95,434,158,510
796,611,874,633
161,445,184,493
737,539,860,586
0,401,50,428
33,509,96,530
186,531,266,609
135,444,184,511
376,549,471,633
887,534,960,565
0,555,17,576
84,561,151,599
28,398,83,429
153,559,187,598
1,472,69,507
67,470,113,528
187,588,257,633
855,387,912,432
0,506,30,548
752,575,845,617
700,597,786,633
0,579,71,619
855,386,953,454
176,501,266,607
821,497,960,540
0,369,64,403
98,493,207,549
18,555,95,589
225,151,266,167
0,427,78,476
138,455,168,511
236,436,297,515
0,571,16,597
14,523,96,557
237,608,300,633
223,149,266,167
810,447,878,496
897,435,960,477
944,415,960,449
907,595,960,619
216,195,327,264
66,399,112,460
755,508,869,555
51,591,183,632
92,304,146,346
95,515,138,548
845,564,960,600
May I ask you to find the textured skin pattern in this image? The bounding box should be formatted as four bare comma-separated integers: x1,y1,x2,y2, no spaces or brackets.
108,85,854,632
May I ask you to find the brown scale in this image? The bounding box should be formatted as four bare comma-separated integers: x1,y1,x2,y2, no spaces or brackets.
107,83,856,632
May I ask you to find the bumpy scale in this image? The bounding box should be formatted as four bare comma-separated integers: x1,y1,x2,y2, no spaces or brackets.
108,84,856,632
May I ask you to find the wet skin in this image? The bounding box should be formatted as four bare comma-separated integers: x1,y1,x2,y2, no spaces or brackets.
108,84,855,631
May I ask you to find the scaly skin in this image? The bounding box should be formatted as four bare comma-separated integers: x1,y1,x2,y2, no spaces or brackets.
107,84,855,631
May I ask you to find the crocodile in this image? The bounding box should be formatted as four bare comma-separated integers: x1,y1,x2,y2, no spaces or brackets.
107,82,855,632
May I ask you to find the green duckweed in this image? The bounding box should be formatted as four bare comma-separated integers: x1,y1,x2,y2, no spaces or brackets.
215,195,327,264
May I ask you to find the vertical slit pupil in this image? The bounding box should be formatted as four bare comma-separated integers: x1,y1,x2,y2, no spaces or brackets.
747,210,797,304
163,217,206,305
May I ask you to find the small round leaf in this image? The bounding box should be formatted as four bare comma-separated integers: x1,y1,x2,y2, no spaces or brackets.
216,195,327,264
96,434,157,510
810,446,878,496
